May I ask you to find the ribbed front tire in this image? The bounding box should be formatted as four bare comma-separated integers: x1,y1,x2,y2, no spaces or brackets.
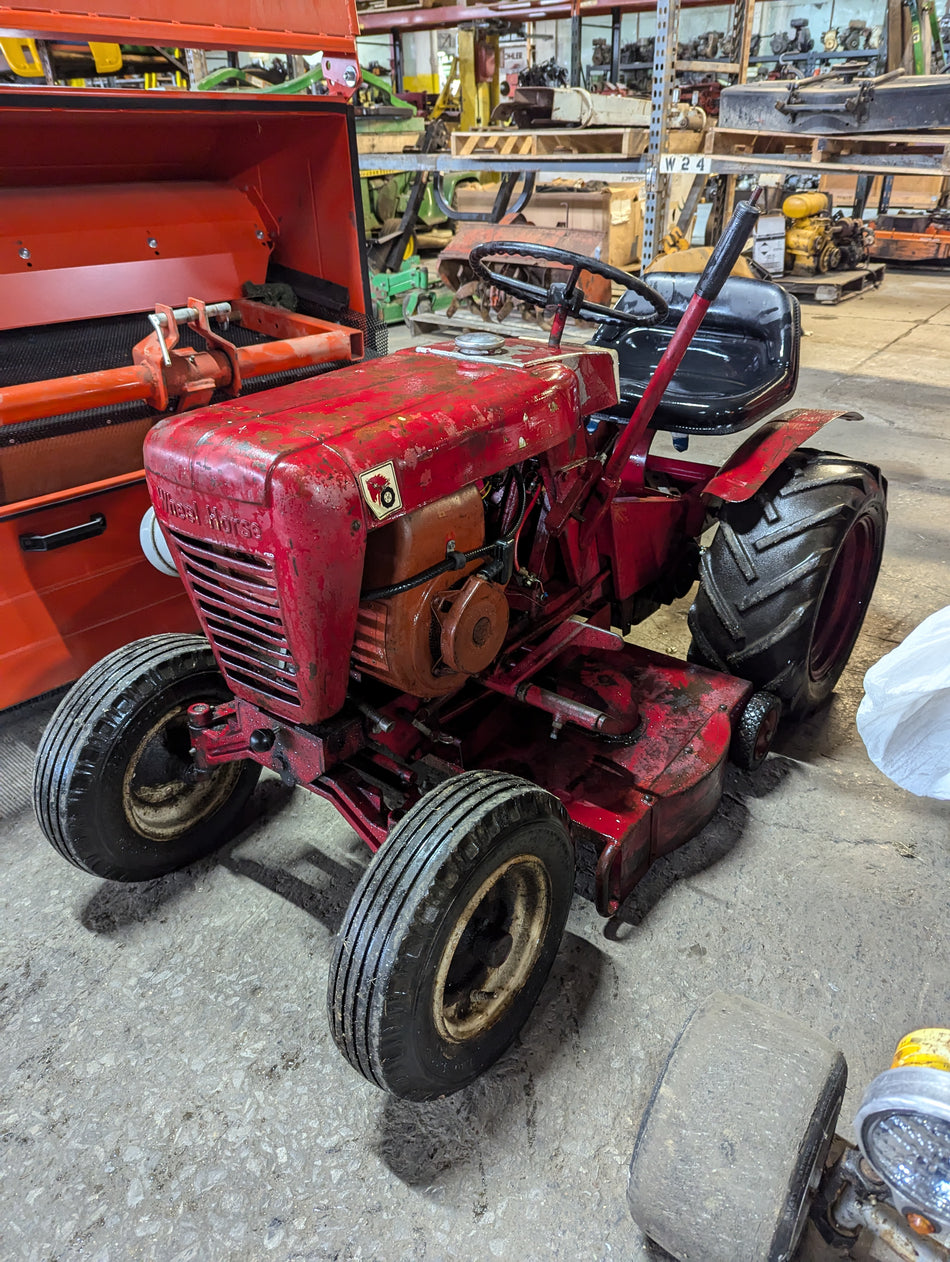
328,771,575,1100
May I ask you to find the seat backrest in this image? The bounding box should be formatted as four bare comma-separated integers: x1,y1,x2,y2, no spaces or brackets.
608,273,800,351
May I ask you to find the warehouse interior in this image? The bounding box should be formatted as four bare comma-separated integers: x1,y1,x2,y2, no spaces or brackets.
1,0,949,1259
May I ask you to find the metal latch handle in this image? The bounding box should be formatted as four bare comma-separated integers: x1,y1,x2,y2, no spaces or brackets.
147,302,232,367
20,512,106,552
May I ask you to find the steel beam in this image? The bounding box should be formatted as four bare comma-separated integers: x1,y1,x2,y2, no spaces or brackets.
642,0,681,265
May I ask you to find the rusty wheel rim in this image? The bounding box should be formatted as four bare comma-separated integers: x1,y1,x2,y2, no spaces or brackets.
433,854,552,1044
122,703,241,841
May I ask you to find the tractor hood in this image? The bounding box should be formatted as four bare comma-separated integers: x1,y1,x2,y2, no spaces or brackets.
145,338,619,723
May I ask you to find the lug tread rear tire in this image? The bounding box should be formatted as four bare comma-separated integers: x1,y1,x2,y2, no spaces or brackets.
33,634,260,880
328,770,574,1100
689,449,886,716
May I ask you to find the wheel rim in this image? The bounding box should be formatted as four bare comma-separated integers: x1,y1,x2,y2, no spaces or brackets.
785,1090,843,1258
809,513,877,683
753,703,780,763
122,703,242,841
433,854,552,1044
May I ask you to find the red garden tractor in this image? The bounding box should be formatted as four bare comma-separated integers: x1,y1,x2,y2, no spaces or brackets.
34,196,887,1101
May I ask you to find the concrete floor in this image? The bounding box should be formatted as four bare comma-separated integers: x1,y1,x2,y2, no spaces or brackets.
2,272,950,1262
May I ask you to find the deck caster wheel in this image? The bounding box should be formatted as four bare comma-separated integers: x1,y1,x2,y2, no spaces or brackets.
33,634,260,881
327,770,574,1100
689,449,887,718
731,691,781,770
627,992,847,1262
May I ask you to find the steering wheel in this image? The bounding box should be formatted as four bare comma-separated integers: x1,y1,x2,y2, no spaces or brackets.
468,241,669,350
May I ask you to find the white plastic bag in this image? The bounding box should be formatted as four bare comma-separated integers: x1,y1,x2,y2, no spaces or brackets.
856,606,950,799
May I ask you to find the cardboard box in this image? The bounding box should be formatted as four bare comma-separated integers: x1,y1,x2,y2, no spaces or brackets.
455,180,645,268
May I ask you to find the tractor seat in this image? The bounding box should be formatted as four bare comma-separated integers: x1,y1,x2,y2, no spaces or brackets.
591,274,801,435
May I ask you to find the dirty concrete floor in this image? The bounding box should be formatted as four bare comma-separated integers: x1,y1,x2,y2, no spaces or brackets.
2,272,949,1262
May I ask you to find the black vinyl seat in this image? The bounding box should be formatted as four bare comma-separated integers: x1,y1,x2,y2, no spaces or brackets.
591,273,801,435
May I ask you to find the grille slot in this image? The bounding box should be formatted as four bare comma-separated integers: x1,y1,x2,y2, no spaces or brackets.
171,530,301,708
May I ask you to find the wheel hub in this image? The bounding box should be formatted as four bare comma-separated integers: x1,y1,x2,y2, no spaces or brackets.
122,703,242,842
433,854,552,1044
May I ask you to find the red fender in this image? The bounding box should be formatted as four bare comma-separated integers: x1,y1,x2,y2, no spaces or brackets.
703,408,862,503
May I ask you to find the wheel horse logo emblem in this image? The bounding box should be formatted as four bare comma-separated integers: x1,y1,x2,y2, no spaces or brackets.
359,461,402,520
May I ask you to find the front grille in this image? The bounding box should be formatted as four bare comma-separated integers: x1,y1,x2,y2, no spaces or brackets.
170,530,301,709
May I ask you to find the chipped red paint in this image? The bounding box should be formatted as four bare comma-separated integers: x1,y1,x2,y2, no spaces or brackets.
704,409,861,502
147,338,619,723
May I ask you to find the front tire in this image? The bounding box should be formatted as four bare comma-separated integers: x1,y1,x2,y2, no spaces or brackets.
627,992,847,1262
33,634,260,881
328,771,575,1100
689,449,886,717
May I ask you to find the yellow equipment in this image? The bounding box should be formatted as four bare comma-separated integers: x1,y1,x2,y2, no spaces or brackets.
647,245,755,278
0,36,44,75
458,28,500,131
892,1028,950,1072
1,36,122,77
783,191,841,275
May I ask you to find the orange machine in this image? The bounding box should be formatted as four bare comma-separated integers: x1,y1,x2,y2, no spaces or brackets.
870,212,950,264
0,1,373,709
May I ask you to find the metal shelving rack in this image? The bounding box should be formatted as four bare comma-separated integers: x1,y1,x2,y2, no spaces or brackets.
356,0,949,264
641,0,756,261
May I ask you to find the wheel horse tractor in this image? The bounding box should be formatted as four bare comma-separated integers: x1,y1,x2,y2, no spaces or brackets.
35,193,887,1101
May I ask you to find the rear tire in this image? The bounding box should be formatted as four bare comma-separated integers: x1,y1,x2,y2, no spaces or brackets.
689,449,886,717
328,771,574,1100
627,992,847,1262
33,634,260,881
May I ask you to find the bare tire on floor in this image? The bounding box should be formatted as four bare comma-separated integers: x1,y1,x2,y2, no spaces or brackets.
33,634,260,881
627,991,847,1262
689,449,887,717
328,770,575,1100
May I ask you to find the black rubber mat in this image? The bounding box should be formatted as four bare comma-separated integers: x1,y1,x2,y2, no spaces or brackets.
0,311,364,448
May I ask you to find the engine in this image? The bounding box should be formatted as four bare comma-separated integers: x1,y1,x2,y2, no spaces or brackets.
351,485,510,697
783,192,873,275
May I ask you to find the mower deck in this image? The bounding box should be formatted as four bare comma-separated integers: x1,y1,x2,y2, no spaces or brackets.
445,628,751,916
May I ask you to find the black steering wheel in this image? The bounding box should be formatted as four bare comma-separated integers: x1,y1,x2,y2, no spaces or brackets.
468,240,669,349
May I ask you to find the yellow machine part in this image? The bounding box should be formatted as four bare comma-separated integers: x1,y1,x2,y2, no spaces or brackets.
783,192,831,220
89,43,123,74
658,225,692,254
1,36,44,76
646,246,755,278
430,56,460,123
458,29,500,131
1,37,122,77
892,1028,950,1072
786,219,829,254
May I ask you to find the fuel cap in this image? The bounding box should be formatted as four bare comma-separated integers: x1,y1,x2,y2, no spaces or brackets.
454,330,506,355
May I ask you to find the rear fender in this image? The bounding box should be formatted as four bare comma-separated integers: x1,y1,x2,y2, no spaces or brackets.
703,408,861,504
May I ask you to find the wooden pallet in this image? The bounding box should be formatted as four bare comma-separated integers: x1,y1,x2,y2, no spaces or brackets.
450,127,648,159
706,127,950,169
778,262,886,305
